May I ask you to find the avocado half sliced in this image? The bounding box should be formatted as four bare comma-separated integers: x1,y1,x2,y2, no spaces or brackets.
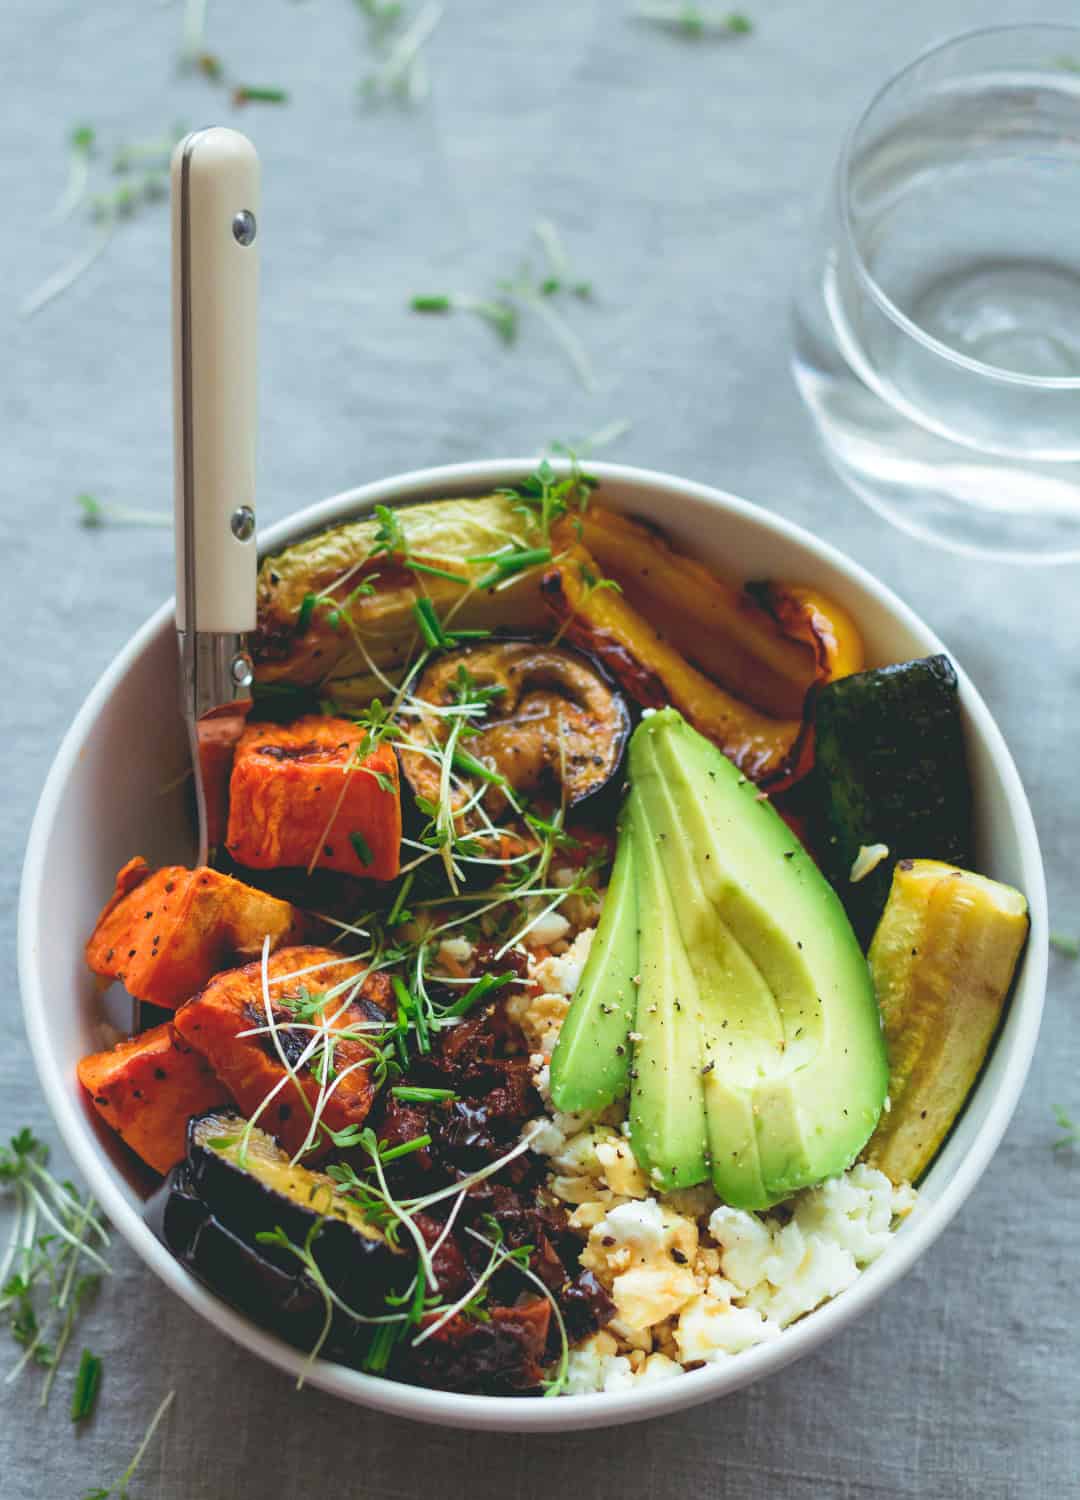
553,709,888,1209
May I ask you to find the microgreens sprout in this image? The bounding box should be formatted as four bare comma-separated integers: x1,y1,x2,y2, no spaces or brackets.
25,124,183,319
82,1389,176,1500
496,455,597,549
0,1128,109,1410
411,220,597,387
411,293,519,344
76,494,170,529
635,2,753,37
358,0,444,103
1053,1105,1079,1150
50,126,95,224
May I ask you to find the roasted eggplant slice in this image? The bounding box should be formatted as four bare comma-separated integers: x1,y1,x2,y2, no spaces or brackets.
150,1110,407,1355
150,1167,332,1352
185,1110,399,1310
399,639,630,820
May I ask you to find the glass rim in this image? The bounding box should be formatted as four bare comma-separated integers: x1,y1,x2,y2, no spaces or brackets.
838,21,1080,392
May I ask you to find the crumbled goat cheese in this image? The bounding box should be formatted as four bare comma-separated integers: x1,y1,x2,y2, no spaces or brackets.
850,842,890,883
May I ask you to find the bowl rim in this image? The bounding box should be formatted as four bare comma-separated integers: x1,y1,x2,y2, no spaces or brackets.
18,457,1048,1432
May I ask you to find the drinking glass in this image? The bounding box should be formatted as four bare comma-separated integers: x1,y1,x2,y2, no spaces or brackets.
792,25,1080,562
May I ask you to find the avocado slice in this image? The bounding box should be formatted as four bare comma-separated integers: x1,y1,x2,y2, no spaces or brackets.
629,709,888,1209
549,798,640,1113
627,788,709,1190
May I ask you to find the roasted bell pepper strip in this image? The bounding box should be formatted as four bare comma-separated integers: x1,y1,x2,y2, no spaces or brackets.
745,581,865,683
542,542,803,784
576,507,822,719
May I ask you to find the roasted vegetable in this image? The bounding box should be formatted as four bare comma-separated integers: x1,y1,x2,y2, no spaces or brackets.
541,535,808,784
173,946,393,1158
399,639,630,820
77,1022,230,1174
577,507,863,718
226,716,401,881
862,860,1028,1185
185,1110,399,1305
85,858,310,1009
253,495,551,696
150,1168,334,1352
812,655,973,943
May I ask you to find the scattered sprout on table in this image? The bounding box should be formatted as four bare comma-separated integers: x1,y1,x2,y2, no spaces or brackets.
76,494,171,529
410,220,599,389
357,0,443,105
634,3,753,37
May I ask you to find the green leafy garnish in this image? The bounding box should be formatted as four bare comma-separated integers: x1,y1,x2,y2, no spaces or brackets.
0,1127,109,1409
81,1388,175,1499
350,831,375,866
357,0,444,104
71,1347,102,1422
391,1086,457,1102
635,3,752,37
1053,1104,1079,1150
410,219,596,387
75,494,169,529
232,85,290,105
1050,932,1079,958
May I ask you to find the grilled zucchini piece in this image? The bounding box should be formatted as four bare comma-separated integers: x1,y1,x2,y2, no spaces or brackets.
812,655,973,943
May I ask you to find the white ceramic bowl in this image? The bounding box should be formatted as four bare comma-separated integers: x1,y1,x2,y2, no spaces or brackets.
19,460,1048,1432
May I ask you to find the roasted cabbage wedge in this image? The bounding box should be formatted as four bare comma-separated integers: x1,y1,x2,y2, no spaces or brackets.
254,494,551,697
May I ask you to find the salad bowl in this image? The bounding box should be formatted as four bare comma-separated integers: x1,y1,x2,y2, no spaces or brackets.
18,459,1048,1431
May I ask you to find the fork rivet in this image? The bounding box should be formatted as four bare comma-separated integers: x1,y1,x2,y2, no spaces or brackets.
231,505,255,541
231,653,254,687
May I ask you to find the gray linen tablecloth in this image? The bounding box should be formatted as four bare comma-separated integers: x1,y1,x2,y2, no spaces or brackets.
4,2,1077,1495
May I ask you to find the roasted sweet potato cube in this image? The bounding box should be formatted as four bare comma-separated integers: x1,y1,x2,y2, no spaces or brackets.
225,717,401,882
85,858,310,1010
173,946,393,1158
77,1022,230,1175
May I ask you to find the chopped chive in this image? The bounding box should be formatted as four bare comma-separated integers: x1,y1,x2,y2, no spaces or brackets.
71,1348,102,1422
412,597,445,649
472,545,552,589
391,1086,457,1103
376,1132,432,1163
296,592,317,632
387,872,415,927
392,975,429,1052
411,294,452,312
349,831,374,866
1050,932,1079,958
451,748,507,787
408,560,471,584
442,970,515,1018
232,85,290,105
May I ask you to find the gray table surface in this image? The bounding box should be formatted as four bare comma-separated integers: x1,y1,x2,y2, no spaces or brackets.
4,2,1078,1496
